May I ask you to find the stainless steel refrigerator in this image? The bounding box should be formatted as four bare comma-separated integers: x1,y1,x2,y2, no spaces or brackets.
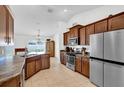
90,29,124,87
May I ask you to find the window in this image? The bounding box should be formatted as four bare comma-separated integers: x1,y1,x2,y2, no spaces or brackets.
27,40,46,54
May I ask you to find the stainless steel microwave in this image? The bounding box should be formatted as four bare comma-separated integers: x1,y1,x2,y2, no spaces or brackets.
69,37,79,45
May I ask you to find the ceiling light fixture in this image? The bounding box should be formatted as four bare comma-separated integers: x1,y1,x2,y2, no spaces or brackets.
64,9,68,12
36,29,41,44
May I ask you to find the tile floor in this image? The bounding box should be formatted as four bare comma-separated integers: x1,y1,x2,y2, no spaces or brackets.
25,58,96,87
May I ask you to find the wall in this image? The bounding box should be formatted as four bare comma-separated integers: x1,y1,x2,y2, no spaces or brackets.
68,5,124,27
53,21,67,62
14,33,54,48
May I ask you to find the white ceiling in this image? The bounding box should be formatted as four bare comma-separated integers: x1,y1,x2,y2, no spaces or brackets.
10,5,102,36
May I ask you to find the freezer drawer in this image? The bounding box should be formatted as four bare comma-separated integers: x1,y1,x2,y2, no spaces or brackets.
90,33,103,59
104,29,124,63
90,59,104,87
104,62,124,87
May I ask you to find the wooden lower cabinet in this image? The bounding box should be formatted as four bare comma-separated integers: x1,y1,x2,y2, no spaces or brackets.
25,54,50,79
60,51,66,65
81,57,89,78
41,54,50,69
75,55,89,78
0,75,20,87
35,57,42,72
25,59,36,79
75,56,82,73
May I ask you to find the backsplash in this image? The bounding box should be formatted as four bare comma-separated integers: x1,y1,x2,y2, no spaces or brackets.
64,45,90,53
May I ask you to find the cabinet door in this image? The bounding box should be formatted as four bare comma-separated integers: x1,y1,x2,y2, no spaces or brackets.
41,54,50,69
50,41,55,57
46,41,50,54
60,52,63,64
75,56,82,73
0,6,7,45
74,28,79,37
45,54,50,69
69,29,73,38
0,75,20,87
82,57,89,78
80,27,86,45
86,24,95,45
8,11,14,45
95,20,108,33
108,13,124,31
67,32,70,44
35,58,42,72
63,54,67,65
60,51,65,64
26,60,36,79
63,33,67,45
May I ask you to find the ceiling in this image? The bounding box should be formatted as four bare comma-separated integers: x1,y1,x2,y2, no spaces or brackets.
10,5,102,36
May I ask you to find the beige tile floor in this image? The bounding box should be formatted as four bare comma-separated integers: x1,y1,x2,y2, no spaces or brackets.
25,58,96,87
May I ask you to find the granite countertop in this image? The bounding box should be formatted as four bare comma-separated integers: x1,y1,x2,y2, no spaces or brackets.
0,55,25,83
20,52,49,58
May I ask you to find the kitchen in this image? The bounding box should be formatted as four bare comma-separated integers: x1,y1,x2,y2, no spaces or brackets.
0,5,124,87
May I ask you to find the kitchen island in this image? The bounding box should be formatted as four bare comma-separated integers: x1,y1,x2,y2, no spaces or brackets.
0,53,50,87
24,53,50,79
0,56,25,87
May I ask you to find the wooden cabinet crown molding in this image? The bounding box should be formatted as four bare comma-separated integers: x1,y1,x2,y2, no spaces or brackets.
69,25,83,30
5,5,15,19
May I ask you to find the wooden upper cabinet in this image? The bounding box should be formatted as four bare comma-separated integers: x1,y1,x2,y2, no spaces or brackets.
108,12,124,31
73,28,79,37
69,25,82,38
95,19,108,33
63,32,67,45
63,32,70,45
80,27,86,45
7,11,14,45
0,6,7,45
86,24,95,45
66,32,70,44
0,5,14,46
69,29,73,38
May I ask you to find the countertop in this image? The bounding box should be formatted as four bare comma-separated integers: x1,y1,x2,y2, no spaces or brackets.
0,55,25,84
20,52,49,58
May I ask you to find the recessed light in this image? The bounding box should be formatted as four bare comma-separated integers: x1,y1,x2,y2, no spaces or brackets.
64,9,68,12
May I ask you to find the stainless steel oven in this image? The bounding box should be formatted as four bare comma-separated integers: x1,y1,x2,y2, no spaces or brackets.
66,54,76,71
